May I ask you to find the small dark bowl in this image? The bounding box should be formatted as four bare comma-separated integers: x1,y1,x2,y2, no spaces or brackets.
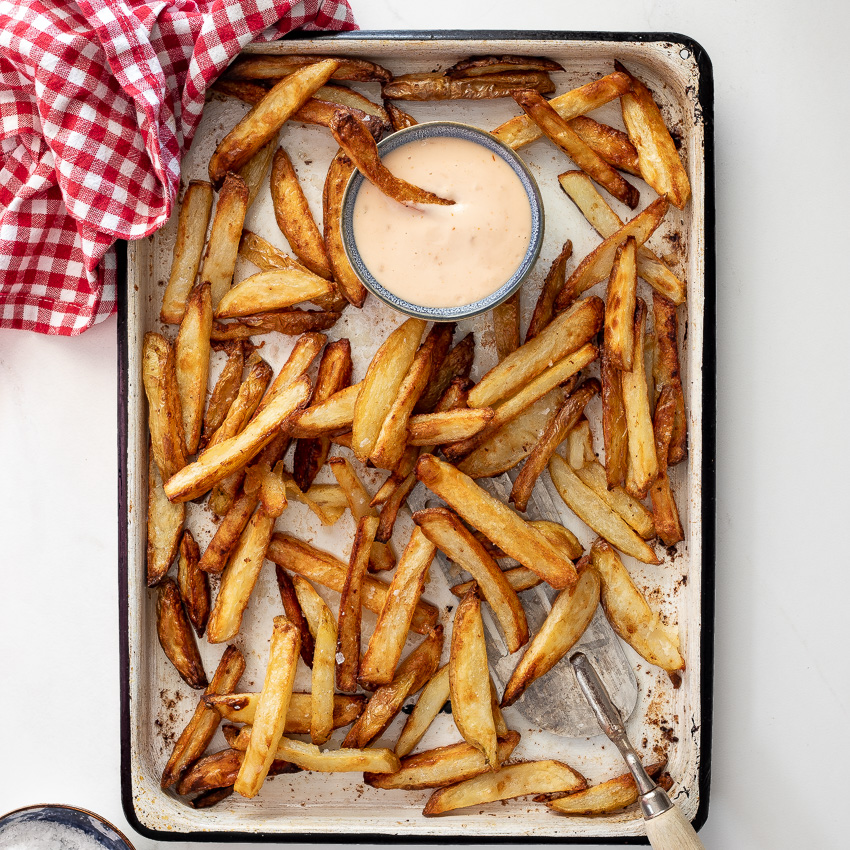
0,804,136,850
340,121,544,321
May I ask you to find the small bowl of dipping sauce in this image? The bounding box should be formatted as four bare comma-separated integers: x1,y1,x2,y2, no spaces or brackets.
340,121,544,320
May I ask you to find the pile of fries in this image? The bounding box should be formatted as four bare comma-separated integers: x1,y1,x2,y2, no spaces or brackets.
145,51,690,816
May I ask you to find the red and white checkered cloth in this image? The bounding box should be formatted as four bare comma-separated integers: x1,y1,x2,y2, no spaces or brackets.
0,0,357,335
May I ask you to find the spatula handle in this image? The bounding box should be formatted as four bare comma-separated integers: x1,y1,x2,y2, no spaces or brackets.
644,802,706,850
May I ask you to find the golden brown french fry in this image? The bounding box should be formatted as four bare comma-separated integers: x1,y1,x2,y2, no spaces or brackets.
407,408,493,446
652,292,687,464
267,534,439,635
492,71,631,148
211,310,340,341
199,490,258,576
177,531,209,637
510,380,600,512
394,664,449,758
164,376,311,502
270,145,333,279
287,381,361,437
526,240,572,341
283,478,348,525
385,101,418,130
157,579,207,689
450,588,498,769
374,471,416,542
616,62,691,209
513,89,639,209
176,749,242,795
576,460,656,539
214,268,334,319
271,566,314,667
175,283,212,454
147,450,184,586
469,297,603,409
424,759,587,815
331,111,454,207
211,78,267,104
547,761,666,814
161,181,214,324
415,333,475,414
296,93,387,138
205,692,364,733
207,352,272,450
447,54,564,77
238,140,276,209
383,71,555,101
548,454,660,564
531,520,584,561
415,508,528,653
202,343,244,444
336,515,378,692
259,332,327,414
452,566,541,598
558,171,686,305
604,237,638,371
591,539,684,676
143,333,186,480
246,458,287,518
601,355,628,488
568,115,640,176
649,386,684,546
209,59,339,186
501,568,600,706
225,54,392,84
621,300,658,499
234,617,300,798
417,454,578,588
365,732,521,790
315,84,391,129
493,291,520,362
161,645,244,788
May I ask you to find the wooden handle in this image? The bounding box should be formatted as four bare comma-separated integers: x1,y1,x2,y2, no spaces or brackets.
644,804,706,850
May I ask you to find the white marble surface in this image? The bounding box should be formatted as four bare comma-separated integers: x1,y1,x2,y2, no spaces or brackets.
2,1,849,847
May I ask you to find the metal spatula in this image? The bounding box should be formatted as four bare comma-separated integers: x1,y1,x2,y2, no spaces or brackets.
408,470,638,738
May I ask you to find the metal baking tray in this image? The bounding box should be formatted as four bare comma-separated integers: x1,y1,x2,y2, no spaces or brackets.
119,30,714,843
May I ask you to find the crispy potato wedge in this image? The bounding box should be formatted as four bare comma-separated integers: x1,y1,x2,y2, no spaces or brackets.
558,171,686,304
267,534,438,634
415,508,528,653
568,115,640,176
601,355,629,488
395,664,450,758
315,84,391,129
447,55,564,77
271,145,333,279
234,617,300,798
650,386,684,546
202,343,244,443
209,59,339,186
143,332,186,480
605,237,638,371
407,408,493,446
530,520,584,561
215,268,334,319
547,760,666,814
175,283,212,454
493,291,520,362
385,101,417,130
161,645,244,788
526,239,572,341
383,71,555,101
200,173,249,308
157,578,207,689
452,566,541,597
207,352,272,450
425,759,587,815
296,94,387,140
501,568,600,706
273,564,314,666
198,490,257,575
161,181,214,324
510,380,600,511
591,539,684,674
176,749,242,795
238,139,276,210
147,450,184,586
548,454,660,564
513,89,639,209
470,297,603,409
652,293,687,464
177,531,209,637
366,732,521,790
415,333,474,415
245,458,287,518
211,310,339,341
258,331,326,414
205,692,364,733
225,54,392,84
492,71,631,148
288,381,361,437
576,460,656,539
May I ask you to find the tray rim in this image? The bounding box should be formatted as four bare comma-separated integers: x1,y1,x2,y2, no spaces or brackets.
118,27,715,844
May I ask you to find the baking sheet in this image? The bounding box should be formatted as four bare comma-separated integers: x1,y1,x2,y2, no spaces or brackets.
120,31,713,842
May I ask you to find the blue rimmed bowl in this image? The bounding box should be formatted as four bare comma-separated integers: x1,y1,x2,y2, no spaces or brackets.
340,121,544,321
0,805,136,850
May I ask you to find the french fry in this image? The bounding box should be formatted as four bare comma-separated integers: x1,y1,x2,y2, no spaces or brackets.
394,664,449,758
450,588,498,769
616,62,691,209
288,381,361,437
296,94,386,139
447,55,564,77
493,290,520,361
365,732,521,790
270,145,333,279
177,531,209,637
547,761,666,814
337,515,378,692
469,296,603,409
353,317,426,461
293,338,353,491
501,568,600,706
161,181,214,323
530,520,584,561
652,292,687,464
284,478,348,525
176,749,242,795
649,386,684,546
147,450,184,586
424,760,587,815
314,84,392,130
601,355,628,488
415,332,475,414
156,579,207,689
605,237,638,370
548,454,660,564
526,239,572,340
592,539,684,675
576,460,656,539
558,171,686,305
568,115,640,176
417,455,578,588
161,645,244,788
224,54,392,84
622,300,658,498
245,458,287,518
259,332,327,414
492,71,631,149
566,417,594,470
331,112,454,207
207,352,272,450
415,508,528,653
407,408,493,446
214,268,334,319
204,692,365,732
239,140,276,211
513,89,639,209
375,470,416,542
452,566,542,598
211,78,267,104
510,380,600,511
202,343,244,443
234,617,300,798
383,71,555,101
209,59,340,186
198,490,257,576
211,311,340,341
385,101,418,131
175,283,212,454
273,565,314,667
164,375,311,502
143,333,187,480
359,528,436,689
266,534,439,635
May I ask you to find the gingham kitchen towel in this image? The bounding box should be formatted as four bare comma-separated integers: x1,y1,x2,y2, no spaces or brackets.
0,0,357,335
